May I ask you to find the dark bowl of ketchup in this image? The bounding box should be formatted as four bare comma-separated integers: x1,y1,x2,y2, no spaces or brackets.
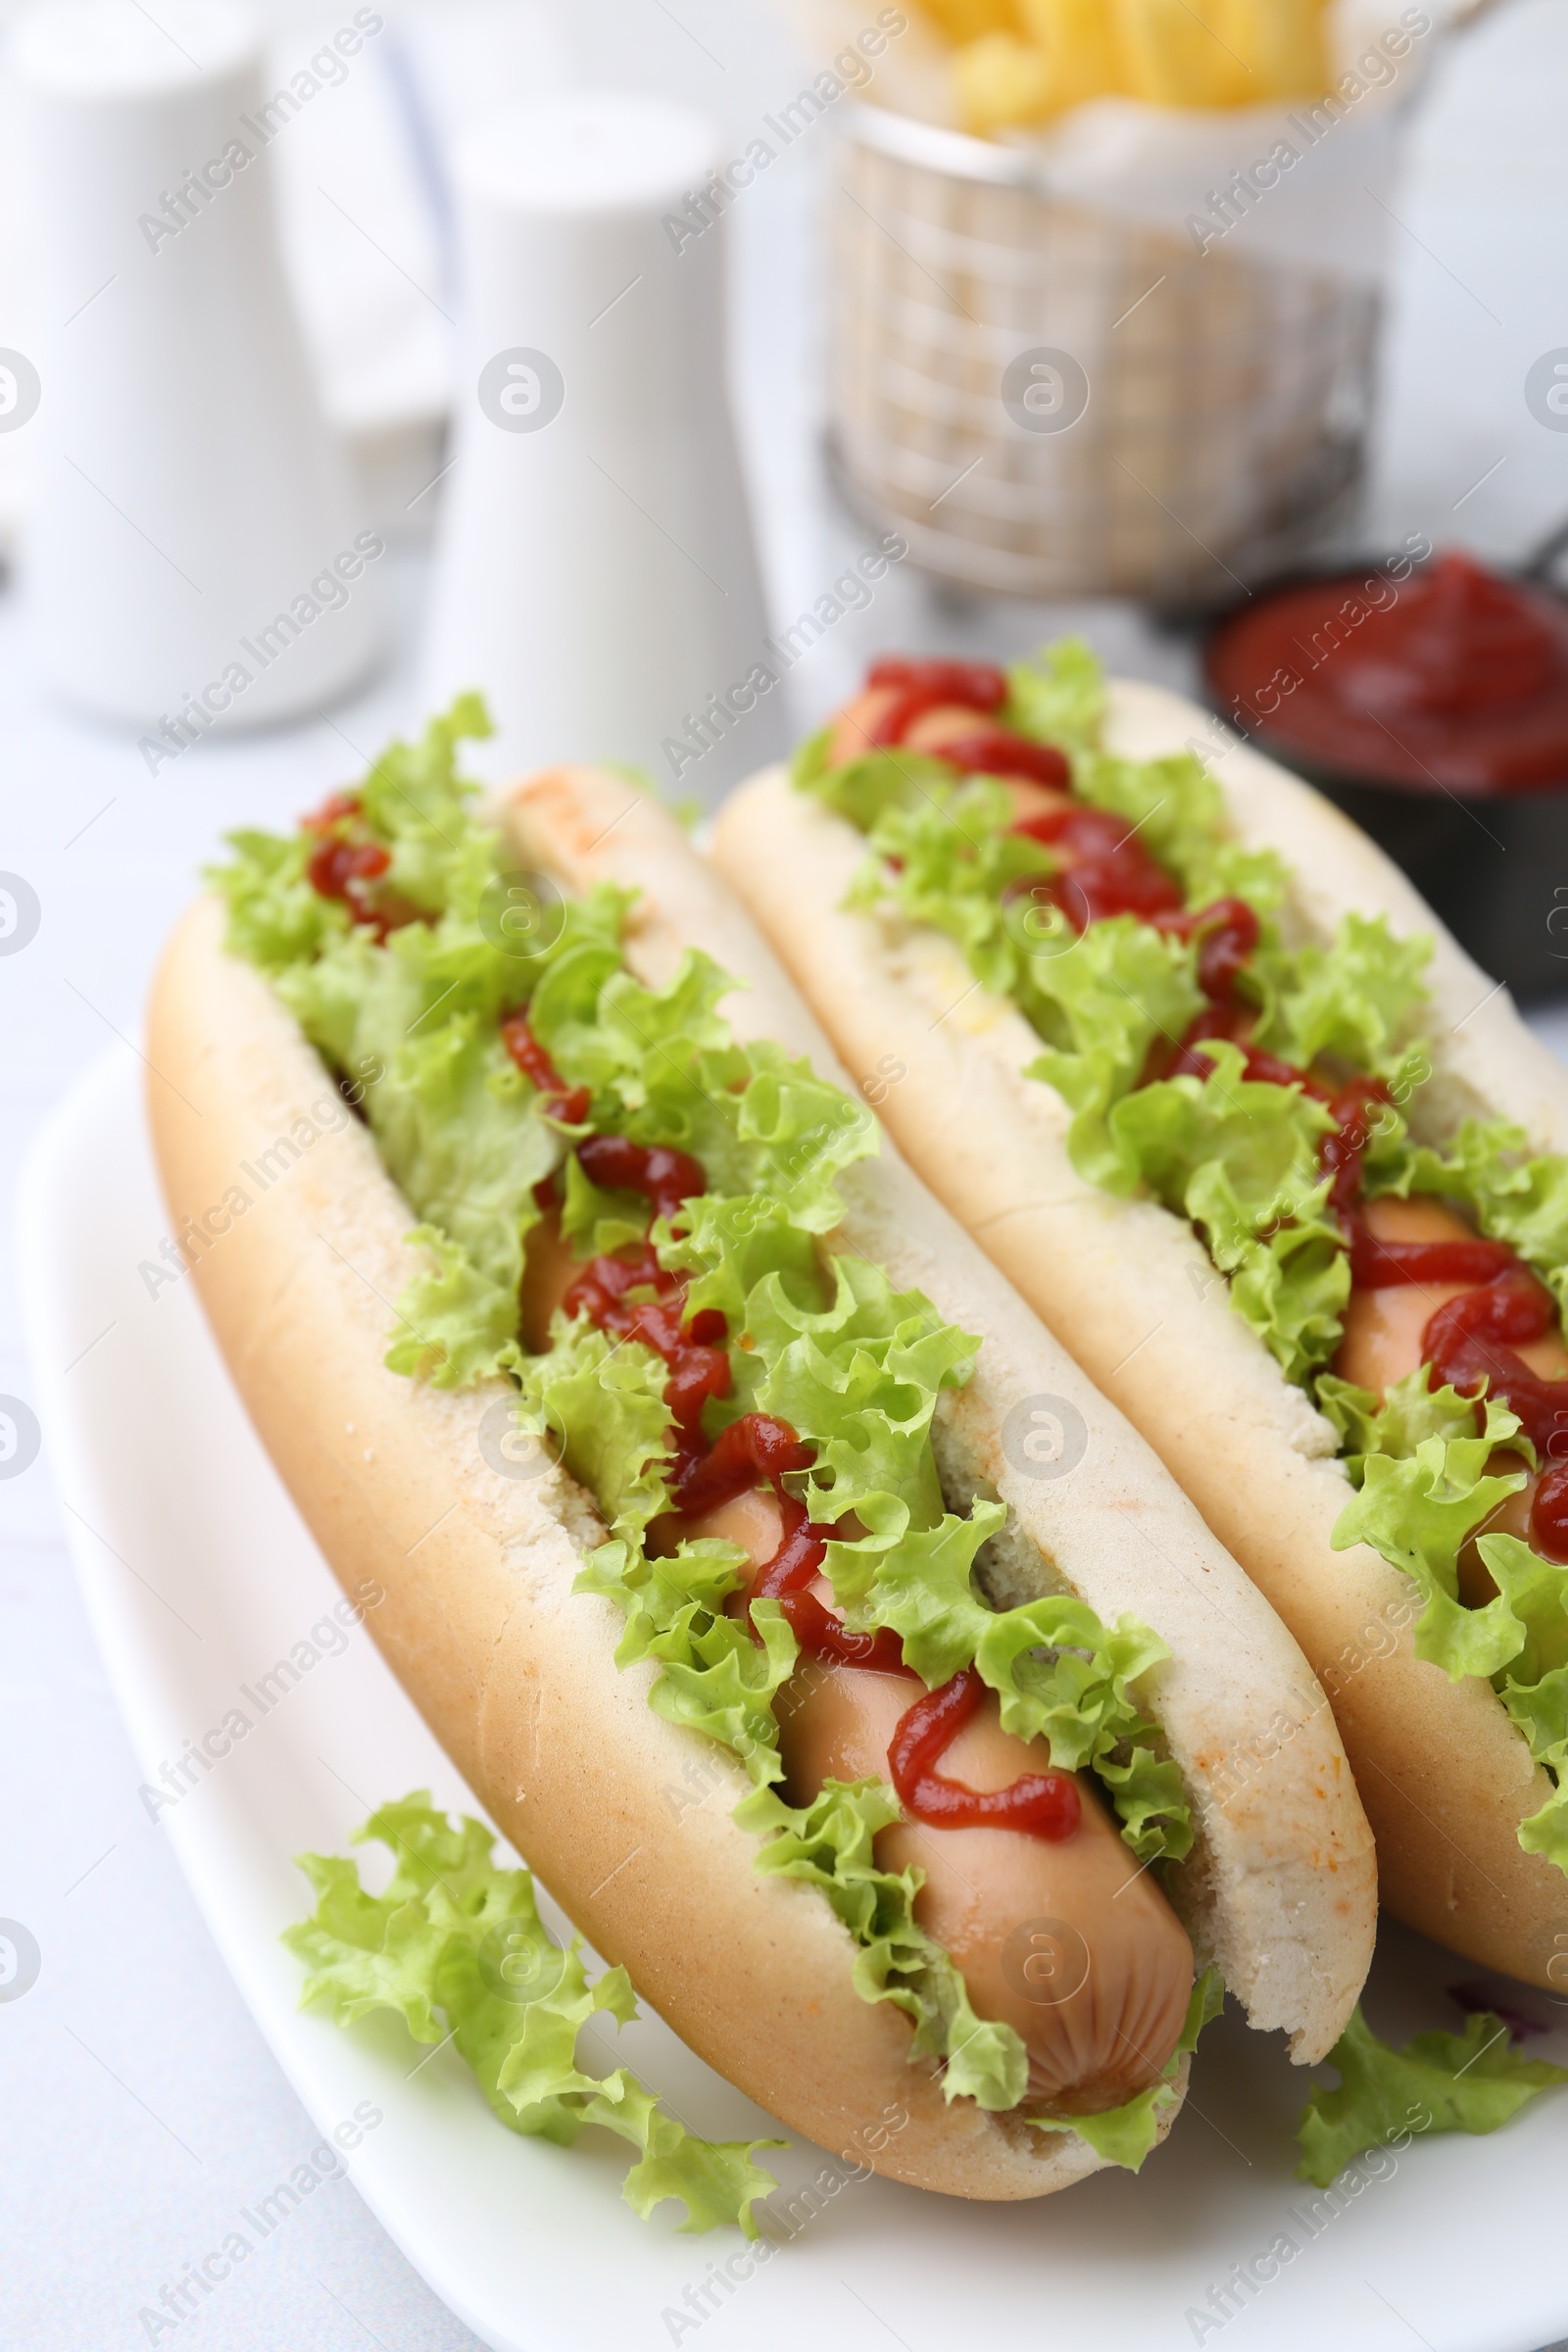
1201,545,1568,1002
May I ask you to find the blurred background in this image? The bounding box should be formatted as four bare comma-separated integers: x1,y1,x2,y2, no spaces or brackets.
3,0,1568,2342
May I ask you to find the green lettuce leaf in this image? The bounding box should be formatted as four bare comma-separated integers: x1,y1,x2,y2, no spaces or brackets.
212,700,633,1383
1331,1399,1530,1678
1480,1535,1568,1706
1296,2004,1568,2187
518,1313,671,1548
1314,1365,1485,1472
1106,1040,1349,1381
284,1793,781,2232
799,740,960,832
1325,1376,1568,1878
384,1226,523,1390
1003,635,1106,756
1252,911,1431,1078
949,1592,1188,1860
531,950,878,1235
1019,913,1204,1189
849,779,1054,1003
211,824,349,973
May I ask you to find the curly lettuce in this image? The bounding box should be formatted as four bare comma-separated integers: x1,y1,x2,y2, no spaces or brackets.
1297,2004,1568,2186
1003,635,1106,757
1104,1040,1350,1383
283,1794,781,2233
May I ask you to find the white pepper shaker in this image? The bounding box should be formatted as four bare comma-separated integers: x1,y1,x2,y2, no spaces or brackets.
420,90,780,805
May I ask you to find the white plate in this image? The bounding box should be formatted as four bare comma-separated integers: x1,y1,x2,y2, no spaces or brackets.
22,1051,1568,2352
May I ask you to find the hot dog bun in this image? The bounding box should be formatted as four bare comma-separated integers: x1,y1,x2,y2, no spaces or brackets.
712,684,1568,1987
146,762,1373,2205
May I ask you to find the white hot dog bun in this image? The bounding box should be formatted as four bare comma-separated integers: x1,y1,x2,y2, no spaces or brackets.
712,678,1568,1988
147,756,1374,2205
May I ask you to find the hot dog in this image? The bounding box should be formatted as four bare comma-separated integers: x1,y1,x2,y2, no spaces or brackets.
712,641,1568,1991
146,703,1374,2219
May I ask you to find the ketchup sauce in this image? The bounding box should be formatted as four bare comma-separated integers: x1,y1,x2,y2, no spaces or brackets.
1421,1269,1568,1461
867,657,1007,709
1348,1226,1516,1290
501,1014,591,1124
1205,552,1568,793
1530,1462,1568,1562
889,1669,1081,1840
857,657,1070,787
300,790,412,941
941,728,1072,791
1015,804,1183,929
576,1133,707,1227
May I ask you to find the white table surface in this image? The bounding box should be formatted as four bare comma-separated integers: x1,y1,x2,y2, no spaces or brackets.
6,2,1568,2347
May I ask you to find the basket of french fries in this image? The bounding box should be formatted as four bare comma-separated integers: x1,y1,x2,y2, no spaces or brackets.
814,0,1434,601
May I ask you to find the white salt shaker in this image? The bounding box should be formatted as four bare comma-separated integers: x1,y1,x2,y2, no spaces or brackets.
13,0,382,745
420,91,780,805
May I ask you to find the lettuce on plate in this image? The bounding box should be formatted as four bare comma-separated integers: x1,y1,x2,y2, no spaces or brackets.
284,1793,782,2233
1297,2005,1568,2187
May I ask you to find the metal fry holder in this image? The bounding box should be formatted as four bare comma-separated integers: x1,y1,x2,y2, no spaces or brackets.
827,102,1379,608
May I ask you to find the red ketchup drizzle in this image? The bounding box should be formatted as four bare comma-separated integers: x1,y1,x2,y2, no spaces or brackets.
559,1138,721,1483
937,727,1071,789
867,657,1007,709
1421,1269,1568,1461
858,657,1069,787
1014,804,1183,929
754,1492,911,1673
1530,1462,1568,1561
861,657,1007,742
674,1409,814,1514
1348,1225,1516,1290
301,791,401,938
500,1013,591,1124
888,1669,1081,1840
576,1132,707,1227
563,1240,730,1482
672,1412,910,1671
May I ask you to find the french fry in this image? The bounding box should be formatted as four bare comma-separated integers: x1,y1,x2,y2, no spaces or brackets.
1111,0,1250,106
916,0,1023,42
1223,0,1330,100
952,30,1053,131
1012,0,1123,107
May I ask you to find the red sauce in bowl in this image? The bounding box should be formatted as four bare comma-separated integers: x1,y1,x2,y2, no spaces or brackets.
1204,551,1568,791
